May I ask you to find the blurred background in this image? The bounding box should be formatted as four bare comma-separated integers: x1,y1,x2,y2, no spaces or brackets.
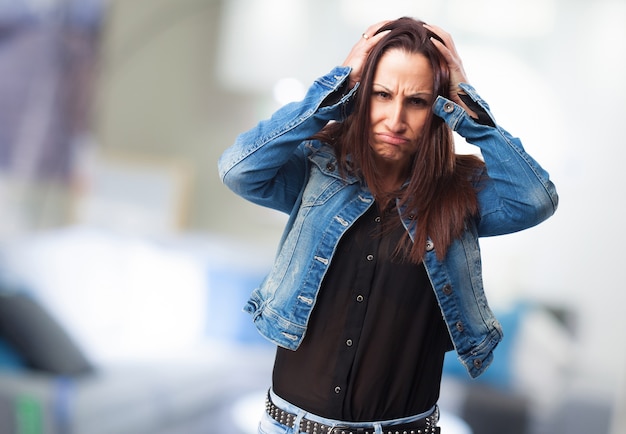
0,0,624,433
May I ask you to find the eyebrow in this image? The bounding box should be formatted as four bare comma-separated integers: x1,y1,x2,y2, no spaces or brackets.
372,83,433,98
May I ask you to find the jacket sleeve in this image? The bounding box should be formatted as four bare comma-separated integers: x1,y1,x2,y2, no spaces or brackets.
218,66,357,214
433,83,559,236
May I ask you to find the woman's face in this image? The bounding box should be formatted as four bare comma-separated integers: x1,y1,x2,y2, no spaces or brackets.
368,48,434,176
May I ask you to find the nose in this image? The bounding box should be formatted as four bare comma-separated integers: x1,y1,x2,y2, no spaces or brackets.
385,101,406,132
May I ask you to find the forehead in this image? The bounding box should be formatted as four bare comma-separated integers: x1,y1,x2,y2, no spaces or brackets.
373,48,433,91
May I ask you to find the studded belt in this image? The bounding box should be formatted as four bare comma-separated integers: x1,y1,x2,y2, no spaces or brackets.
265,392,440,434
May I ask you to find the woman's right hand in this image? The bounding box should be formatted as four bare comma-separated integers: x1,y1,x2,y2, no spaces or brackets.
342,21,391,88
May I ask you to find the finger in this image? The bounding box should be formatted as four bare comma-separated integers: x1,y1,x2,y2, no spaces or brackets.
423,24,470,87
428,35,454,62
361,20,392,41
423,23,454,49
363,29,391,49
424,24,463,65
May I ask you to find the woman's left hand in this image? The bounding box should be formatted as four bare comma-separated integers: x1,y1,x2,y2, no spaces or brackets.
423,23,478,117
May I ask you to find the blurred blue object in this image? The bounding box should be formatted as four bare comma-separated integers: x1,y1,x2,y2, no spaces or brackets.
443,304,525,389
0,0,106,26
207,267,273,346
0,337,24,371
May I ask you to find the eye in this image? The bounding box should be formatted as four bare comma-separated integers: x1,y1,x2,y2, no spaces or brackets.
409,97,429,107
373,90,391,99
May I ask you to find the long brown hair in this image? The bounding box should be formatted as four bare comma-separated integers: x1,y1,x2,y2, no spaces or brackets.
314,17,485,263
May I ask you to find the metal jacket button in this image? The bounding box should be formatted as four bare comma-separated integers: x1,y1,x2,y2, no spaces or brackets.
326,162,335,172
425,240,434,251
473,359,483,369
442,284,452,295
443,101,454,113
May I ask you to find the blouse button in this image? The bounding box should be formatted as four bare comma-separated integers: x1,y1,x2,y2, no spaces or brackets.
334,386,341,394
346,339,353,347
443,102,454,113
375,216,381,223
356,295,364,302
366,254,374,261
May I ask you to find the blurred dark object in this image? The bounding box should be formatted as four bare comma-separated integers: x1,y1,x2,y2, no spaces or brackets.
461,383,529,434
551,396,613,434
0,291,94,376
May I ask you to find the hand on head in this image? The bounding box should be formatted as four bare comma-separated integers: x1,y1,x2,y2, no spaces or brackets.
342,21,391,88
422,23,471,104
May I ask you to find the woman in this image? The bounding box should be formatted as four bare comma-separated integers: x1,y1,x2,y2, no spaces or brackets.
219,17,558,434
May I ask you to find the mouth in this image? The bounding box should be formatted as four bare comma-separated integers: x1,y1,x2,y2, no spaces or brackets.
376,132,409,146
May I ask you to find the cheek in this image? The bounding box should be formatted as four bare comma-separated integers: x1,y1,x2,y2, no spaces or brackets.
369,105,383,125
411,112,430,134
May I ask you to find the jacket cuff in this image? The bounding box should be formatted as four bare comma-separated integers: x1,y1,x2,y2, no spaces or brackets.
315,66,359,119
433,83,497,129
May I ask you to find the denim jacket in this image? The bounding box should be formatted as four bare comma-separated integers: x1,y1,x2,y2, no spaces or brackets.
218,66,558,378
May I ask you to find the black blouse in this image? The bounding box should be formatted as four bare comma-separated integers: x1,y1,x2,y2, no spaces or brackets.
272,201,452,422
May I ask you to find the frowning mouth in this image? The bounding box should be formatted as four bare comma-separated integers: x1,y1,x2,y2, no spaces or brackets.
375,132,410,146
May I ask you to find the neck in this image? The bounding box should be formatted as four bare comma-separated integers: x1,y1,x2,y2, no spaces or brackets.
371,172,405,212
374,160,409,194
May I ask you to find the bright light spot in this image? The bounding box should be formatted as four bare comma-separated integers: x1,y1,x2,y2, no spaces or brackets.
273,78,306,105
340,0,439,26
447,0,557,38
231,390,265,434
